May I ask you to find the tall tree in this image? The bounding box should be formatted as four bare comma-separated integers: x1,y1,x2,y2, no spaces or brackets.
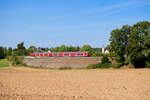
59,45,68,52
0,46,5,59
128,21,150,67
7,47,13,56
109,25,131,64
109,21,150,68
80,44,93,54
17,42,26,50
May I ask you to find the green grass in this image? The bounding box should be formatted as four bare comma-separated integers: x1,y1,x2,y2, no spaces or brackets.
87,63,112,69
0,59,9,68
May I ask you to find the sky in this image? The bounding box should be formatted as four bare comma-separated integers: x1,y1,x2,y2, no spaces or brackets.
0,0,150,48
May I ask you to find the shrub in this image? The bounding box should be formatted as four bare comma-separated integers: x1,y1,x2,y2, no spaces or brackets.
100,63,112,68
146,62,150,68
101,55,110,64
124,59,130,65
0,46,5,59
112,63,123,68
8,56,24,65
87,63,112,69
13,56,20,65
87,63,100,69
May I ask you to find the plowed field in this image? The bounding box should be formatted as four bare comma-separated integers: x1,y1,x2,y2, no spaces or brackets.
0,67,150,100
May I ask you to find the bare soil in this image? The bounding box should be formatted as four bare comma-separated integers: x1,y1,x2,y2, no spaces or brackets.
0,67,150,100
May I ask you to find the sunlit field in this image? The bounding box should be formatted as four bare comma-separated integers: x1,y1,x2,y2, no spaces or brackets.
0,67,150,100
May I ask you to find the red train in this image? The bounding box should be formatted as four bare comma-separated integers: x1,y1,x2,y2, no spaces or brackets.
30,52,89,57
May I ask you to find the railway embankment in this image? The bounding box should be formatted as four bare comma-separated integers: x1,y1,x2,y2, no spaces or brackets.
23,57,103,68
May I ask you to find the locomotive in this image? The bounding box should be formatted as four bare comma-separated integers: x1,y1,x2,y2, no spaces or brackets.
30,52,89,57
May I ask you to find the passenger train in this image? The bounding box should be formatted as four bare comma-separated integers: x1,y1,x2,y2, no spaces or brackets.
30,52,89,57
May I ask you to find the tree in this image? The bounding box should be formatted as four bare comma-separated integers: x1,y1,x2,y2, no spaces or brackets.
59,45,68,52
76,46,80,51
17,42,25,50
0,46,5,59
13,42,28,56
109,25,131,64
92,48,102,52
109,21,150,68
80,44,93,54
7,47,13,56
28,45,36,50
55,46,60,52
68,46,79,52
49,45,80,52
128,21,150,67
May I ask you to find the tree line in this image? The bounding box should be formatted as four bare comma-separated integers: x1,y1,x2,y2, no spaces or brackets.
0,43,103,59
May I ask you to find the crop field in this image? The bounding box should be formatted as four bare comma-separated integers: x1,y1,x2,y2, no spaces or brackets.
0,67,150,100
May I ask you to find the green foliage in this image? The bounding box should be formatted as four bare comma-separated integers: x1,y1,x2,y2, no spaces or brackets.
146,56,150,68
112,63,123,68
92,48,102,52
101,55,110,64
146,62,150,68
0,46,5,59
0,59,9,68
128,21,150,68
10,56,24,65
50,45,80,52
87,56,112,69
100,63,112,68
80,44,93,54
87,63,112,69
109,25,131,64
9,42,32,56
109,21,150,68
87,55,112,69
87,63,100,69
17,42,26,50
91,52,103,57
124,59,130,65
13,56,20,65
28,45,36,50
7,47,12,56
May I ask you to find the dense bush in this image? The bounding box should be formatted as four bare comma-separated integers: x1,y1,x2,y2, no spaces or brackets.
8,56,24,65
109,21,150,68
146,62,150,68
87,63,112,69
101,55,110,64
112,63,123,68
87,63,100,69
87,55,112,69
13,56,20,65
0,46,5,59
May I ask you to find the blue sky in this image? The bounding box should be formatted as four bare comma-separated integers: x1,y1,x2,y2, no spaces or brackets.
0,0,150,48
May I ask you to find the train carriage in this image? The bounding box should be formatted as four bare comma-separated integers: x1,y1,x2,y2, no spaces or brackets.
30,52,89,57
